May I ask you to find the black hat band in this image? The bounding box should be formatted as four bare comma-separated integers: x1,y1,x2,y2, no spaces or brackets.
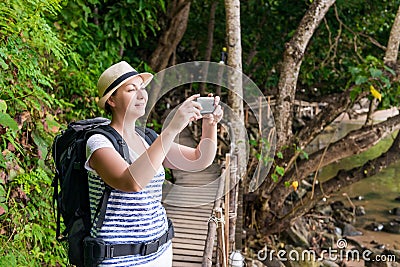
102,71,139,97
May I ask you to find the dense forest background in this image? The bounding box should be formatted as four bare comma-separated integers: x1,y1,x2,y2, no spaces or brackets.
1,0,399,265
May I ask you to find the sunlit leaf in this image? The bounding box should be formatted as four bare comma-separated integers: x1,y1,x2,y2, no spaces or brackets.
370,85,382,101
383,65,396,76
291,181,299,191
275,166,285,176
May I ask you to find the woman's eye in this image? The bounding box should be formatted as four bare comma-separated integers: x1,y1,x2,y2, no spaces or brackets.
127,83,144,91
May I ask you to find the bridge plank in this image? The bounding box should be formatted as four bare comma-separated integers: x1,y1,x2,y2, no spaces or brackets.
164,130,221,267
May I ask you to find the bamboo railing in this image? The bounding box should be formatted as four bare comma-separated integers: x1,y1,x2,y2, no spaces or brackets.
202,151,239,267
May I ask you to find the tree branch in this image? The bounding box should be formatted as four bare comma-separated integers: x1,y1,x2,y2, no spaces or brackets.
268,113,400,216
263,131,400,235
262,87,366,195
274,0,336,149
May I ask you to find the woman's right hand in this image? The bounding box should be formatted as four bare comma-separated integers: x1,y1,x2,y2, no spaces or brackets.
167,94,203,133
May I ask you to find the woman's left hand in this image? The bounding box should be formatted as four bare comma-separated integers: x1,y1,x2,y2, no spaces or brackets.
203,95,223,126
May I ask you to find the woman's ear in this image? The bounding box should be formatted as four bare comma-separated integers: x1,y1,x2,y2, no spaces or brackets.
106,95,116,108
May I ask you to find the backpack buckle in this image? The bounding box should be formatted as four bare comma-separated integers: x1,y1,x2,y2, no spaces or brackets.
118,140,126,146
106,245,115,258
141,240,159,256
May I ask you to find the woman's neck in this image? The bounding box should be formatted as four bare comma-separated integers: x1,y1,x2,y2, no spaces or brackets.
109,115,137,139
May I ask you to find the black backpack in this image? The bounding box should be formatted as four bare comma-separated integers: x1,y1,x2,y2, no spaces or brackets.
52,117,157,266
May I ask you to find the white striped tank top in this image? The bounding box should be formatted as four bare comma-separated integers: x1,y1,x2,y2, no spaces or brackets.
85,134,171,266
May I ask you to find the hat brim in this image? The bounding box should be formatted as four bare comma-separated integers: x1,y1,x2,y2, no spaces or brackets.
97,72,153,110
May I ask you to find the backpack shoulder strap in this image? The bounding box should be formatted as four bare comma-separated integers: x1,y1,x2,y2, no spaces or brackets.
94,185,112,229
135,126,158,146
86,125,157,230
84,125,132,230
86,125,132,165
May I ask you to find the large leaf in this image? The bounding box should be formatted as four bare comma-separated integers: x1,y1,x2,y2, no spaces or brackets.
355,75,368,85
0,112,18,131
369,68,383,78
32,130,48,161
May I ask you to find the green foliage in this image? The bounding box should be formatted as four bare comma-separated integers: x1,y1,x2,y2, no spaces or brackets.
0,101,18,131
0,168,67,266
0,0,67,174
0,0,70,264
239,0,310,91
1,0,400,263
249,137,274,166
248,136,283,183
1,0,165,264
186,0,399,99
181,0,227,63
294,0,400,99
48,0,166,120
295,144,309,160
348,55,399,108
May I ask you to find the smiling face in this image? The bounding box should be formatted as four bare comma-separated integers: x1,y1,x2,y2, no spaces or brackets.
106,75,148,119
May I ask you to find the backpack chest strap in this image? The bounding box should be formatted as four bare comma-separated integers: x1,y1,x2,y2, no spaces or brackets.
84,218,174,260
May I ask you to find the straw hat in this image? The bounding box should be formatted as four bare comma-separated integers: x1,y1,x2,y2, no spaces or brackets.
97,61,153,109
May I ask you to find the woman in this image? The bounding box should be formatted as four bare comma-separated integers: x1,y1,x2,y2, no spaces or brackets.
84,61,222,266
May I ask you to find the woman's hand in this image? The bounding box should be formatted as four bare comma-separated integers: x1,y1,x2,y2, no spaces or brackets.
167,94,203,133
163,94,222,172
203,95,223,126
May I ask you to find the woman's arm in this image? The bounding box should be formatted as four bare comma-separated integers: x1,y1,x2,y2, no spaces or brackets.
89,125,179,192
163,96,223,171
89,95,203,192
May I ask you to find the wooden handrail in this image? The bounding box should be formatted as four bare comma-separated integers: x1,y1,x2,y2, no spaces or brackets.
202,151,241,267
202,166,227,267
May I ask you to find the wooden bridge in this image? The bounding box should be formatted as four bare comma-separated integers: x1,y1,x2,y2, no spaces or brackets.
162,128,238,266
244,96,326,120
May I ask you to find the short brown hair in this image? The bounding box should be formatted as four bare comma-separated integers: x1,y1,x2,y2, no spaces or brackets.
103,89,118,115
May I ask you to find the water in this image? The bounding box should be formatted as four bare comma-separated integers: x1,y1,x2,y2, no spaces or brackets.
306,122,400,248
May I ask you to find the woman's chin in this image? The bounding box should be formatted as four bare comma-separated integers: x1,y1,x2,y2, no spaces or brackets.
123,109,146,120
133,108,146,117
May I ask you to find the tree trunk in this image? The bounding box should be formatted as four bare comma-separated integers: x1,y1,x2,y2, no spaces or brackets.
200,1,218,95
148,0,191,72
225,0,245,252
247,0,400,242
274,0,336,149
384,4,400,69
147,0,191,120
255,0,337,224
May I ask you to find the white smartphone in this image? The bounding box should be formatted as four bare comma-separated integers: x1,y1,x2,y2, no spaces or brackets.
196,97,215,114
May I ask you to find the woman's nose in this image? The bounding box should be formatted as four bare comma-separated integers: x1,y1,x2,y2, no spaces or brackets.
136,88,147,100
136,88,144,98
